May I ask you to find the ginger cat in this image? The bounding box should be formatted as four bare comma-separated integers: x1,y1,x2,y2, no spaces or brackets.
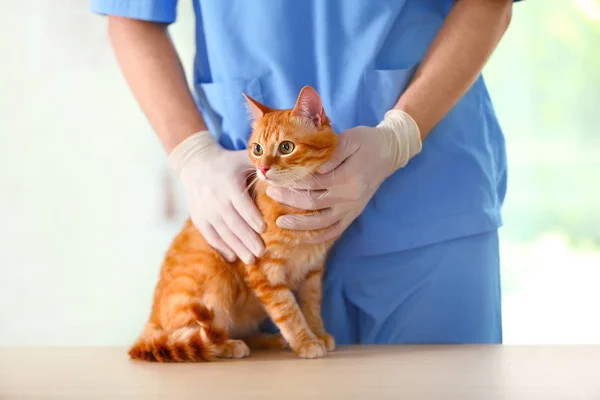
128,86,338,362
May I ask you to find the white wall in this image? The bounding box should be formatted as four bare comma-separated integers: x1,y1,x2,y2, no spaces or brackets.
0,0,197,345
2,0,599,346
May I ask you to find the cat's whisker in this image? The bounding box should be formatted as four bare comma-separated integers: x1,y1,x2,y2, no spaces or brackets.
244,171,256,182
240,172,258,193
274,166,317,186
244,177,259,195
241,168,258,177
285,178,318,211
294,166,324,187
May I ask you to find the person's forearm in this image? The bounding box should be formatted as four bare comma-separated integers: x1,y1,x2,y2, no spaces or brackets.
108,16,207,153
394,0,513,138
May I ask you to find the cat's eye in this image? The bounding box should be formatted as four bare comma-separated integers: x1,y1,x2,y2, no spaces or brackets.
252,143,263,156
279,141,295,155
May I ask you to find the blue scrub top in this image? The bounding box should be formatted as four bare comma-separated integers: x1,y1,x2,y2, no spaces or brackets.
91,0,519,257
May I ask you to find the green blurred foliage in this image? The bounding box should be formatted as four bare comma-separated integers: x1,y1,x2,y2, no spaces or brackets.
485,0,600,247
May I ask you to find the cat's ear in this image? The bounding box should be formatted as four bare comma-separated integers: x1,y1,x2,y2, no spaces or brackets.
291,86,326,128
243,93,272,121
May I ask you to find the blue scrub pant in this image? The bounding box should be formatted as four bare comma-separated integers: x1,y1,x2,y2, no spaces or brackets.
261,230,502,344
322,230,503,344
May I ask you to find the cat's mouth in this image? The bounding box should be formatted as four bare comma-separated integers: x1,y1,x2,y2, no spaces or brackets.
257,170,285,185
255,167,309,187
256,168,271,182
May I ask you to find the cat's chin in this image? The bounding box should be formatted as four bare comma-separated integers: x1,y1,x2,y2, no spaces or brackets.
256,172,299,187
259,177,304,189
260,178,286,187
256,168,314,187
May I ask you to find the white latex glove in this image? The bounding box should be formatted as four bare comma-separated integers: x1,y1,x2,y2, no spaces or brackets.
266,110,422,243
168,130,266,264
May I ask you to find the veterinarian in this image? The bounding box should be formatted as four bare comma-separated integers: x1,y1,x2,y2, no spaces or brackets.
92,0,520,344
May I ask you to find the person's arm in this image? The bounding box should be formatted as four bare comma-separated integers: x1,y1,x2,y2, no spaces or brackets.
107,16,265,263
395,0,513,138
107,16,206,153
267,0,515,242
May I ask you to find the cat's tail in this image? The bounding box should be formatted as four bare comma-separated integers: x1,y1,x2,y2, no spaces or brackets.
128,303,225,362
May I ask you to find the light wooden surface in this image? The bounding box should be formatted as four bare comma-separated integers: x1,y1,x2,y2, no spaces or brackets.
1,345,599,399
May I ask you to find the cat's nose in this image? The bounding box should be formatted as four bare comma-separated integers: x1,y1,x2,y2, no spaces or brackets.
258,165,271,175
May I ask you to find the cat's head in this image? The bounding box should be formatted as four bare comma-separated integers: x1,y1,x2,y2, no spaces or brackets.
243,86,338,186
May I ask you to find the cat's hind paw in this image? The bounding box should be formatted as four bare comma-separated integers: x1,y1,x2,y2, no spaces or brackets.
218,340,250,359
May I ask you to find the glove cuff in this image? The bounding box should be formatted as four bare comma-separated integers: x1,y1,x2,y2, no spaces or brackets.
376,109,423,172
168,130,221,176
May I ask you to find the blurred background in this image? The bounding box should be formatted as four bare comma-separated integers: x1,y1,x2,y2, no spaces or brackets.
1,0,598,346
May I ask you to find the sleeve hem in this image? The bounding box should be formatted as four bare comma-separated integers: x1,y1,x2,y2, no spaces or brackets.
90,0,177,24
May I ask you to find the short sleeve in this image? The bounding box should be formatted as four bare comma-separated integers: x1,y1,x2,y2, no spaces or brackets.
90,0,178,24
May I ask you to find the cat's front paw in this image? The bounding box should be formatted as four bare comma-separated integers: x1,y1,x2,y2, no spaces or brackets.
293,339,327,359
317,333,336,352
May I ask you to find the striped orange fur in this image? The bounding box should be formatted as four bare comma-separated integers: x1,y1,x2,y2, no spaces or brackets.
128,86,338,362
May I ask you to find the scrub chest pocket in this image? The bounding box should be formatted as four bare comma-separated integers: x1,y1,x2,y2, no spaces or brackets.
195,76,265,150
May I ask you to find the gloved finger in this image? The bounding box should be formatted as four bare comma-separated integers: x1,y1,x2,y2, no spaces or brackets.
231,190,266,234
198,222,237,263
231,148,256,169
292,158,354,191
286,170,336,190
317,134,360,174
276,209,343,231
265,186,342,210
221,201,265,258
213,218,256,265
306,220,347,244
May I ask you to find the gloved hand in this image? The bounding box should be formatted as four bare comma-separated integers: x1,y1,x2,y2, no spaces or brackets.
168,130,266,264
266,109,422,243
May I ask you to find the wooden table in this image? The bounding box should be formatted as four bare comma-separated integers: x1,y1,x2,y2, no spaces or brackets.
1,345,598,399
